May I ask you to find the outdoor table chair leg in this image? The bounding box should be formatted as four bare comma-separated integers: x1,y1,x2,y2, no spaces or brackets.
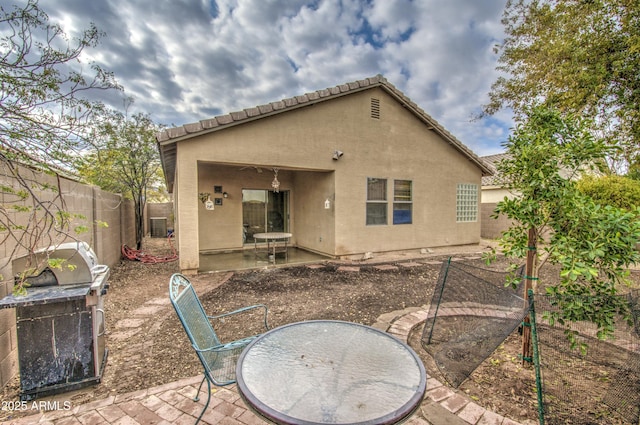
194,375,212,425
193,375,206,402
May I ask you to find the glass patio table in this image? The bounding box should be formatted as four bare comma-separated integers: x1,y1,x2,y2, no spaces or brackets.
236,320,427,425
253,232,292,262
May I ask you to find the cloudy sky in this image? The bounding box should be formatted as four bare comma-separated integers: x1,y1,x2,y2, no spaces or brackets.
35,0,511,156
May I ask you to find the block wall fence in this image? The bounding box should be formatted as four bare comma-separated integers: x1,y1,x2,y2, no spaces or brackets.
0,164,137,389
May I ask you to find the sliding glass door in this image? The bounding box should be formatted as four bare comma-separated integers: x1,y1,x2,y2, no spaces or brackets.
242,189,289,244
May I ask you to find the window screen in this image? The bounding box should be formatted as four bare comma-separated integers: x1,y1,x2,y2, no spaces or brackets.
366,178,387,225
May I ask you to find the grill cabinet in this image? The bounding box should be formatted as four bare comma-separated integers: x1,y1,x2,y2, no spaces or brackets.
0,242,109,400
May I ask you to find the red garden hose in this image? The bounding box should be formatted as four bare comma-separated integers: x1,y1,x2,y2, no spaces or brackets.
121,236,178,263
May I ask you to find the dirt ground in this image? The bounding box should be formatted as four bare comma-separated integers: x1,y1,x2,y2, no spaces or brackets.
1,238,638,423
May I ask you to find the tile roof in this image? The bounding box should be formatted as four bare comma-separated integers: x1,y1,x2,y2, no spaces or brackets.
481,153,510,186
480,152,594,187
158,75,493,191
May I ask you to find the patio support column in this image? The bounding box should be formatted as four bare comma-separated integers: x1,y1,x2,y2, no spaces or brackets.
176,156,200,273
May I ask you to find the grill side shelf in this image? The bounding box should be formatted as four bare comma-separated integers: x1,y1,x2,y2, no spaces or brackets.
0,285,90,309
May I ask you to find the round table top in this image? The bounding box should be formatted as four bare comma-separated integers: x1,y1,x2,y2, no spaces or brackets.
252,232,292,240
236,320,427,425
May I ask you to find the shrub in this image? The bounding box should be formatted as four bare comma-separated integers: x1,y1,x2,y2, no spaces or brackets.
577,175,640,210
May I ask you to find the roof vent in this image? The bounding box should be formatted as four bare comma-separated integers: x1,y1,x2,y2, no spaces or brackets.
370,98,380,119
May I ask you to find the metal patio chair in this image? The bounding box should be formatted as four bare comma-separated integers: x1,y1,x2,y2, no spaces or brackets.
169,273,269,424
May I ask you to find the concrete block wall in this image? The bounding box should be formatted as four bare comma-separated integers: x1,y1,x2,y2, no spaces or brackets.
0,306,17,391
146,202,174,237
481,202,514,240
0,165,136,389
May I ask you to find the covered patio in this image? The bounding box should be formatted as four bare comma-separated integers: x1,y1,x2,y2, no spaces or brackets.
157,76,492,274
198,247,330,273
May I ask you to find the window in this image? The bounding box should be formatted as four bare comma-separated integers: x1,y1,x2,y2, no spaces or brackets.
393,180,412,224
456,183,478,222
366,178,387,225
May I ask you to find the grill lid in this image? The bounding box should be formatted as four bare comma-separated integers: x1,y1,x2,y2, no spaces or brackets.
16,268,57,288
12,241,101,286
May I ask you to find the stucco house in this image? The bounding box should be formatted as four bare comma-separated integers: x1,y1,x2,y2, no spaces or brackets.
157,75,493,273
480,152,602,239
480,153,513,239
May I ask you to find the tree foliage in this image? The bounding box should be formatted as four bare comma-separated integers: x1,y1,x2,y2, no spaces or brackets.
77,108,163,250
486,0,640,171
0,0,117,167
0,0,119,293
488,106,640,347
577,174,640,210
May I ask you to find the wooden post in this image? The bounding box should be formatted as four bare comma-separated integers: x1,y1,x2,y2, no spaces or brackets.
522,227,537,364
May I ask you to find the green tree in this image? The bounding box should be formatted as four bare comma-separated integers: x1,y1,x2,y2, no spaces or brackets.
147,167,170,203
488,106,640,352
0,0,119,292
485,0,640,171
77,108,164,250
577,175,640,210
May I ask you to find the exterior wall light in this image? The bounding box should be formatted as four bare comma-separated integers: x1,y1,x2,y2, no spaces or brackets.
332,150,344,160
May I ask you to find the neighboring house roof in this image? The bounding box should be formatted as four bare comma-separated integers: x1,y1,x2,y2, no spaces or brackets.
158,75,493,192
481,153,510,187
481,152,603,188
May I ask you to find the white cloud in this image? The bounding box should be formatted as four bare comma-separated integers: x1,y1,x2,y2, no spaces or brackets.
29,0,511,154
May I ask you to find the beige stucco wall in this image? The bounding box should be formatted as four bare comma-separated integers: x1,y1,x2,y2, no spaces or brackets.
293,171,335,254
481,186,516,239
195,165,340,257
197,165,296,251
172,87,483,271
481,186,511,204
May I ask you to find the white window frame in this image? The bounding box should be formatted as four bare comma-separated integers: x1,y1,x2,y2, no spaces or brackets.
393,180,412,225
366,177,387,225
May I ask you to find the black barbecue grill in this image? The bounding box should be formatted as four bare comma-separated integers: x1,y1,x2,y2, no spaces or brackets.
0,241,109,400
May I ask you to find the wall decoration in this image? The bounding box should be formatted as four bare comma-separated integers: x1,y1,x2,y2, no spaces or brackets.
199,192,211,204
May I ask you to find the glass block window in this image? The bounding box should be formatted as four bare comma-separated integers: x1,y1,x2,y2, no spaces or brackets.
366,178,387,225
393,180,412,224
456,183,478,222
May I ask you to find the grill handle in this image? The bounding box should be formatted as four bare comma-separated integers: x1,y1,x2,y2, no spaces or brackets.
96,309,106,337
92,265,109,275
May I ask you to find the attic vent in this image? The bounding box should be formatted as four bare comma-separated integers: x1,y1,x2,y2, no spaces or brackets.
370,98,380,119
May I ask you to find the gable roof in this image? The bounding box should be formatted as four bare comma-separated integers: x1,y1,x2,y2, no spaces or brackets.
158,75,493,191
481,153,510,186
481,152,603,189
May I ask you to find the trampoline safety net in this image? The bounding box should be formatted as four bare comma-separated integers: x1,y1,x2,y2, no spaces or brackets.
534,291,640,424
420,259,528,388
